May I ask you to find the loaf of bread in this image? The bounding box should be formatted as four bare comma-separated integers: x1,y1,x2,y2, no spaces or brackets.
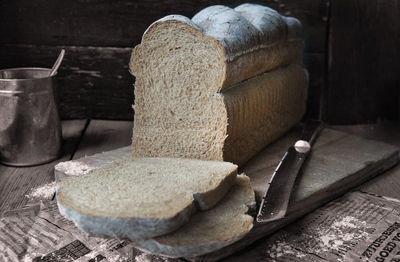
56,158,237,239
56,3,307,257
130,3,308,166
133,174,256,258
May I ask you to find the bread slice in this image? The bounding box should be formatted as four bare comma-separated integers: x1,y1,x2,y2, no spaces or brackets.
56,158,237,239
133,174,256,258
129,4,308,166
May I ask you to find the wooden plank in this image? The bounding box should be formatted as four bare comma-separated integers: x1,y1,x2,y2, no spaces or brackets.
0,120,87,215
303,53,325,119
325,0,400,124
358,164,400,200
332,123,400,147
0,45,134,120
54,126,399,261
333,123,400,199
72,120,133,159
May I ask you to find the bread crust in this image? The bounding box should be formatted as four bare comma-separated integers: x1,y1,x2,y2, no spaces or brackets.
57,195,196,240
192,4,304,89
223,64,308,165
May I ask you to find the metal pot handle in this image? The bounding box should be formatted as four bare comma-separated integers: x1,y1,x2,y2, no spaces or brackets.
0,90,24,97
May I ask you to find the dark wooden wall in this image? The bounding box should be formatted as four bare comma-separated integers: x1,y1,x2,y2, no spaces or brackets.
1,0,399,124
324,0,400,124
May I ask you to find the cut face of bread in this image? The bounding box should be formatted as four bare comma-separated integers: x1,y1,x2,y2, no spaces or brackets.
133,174,256,258
130,4,308,166
130,16,228,162
56,158,237,239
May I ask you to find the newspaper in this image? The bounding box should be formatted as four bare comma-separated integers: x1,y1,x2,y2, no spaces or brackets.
0,201,179,262
1,191,400,261
227,191,400,262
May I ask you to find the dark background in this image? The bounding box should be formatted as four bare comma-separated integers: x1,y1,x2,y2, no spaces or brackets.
1,0,399,124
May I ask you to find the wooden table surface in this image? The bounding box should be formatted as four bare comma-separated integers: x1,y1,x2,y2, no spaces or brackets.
1,120,400,259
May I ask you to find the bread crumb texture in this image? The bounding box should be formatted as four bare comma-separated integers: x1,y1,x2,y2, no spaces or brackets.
57,158,237,218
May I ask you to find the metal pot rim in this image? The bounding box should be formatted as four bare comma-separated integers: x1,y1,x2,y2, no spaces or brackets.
0,67,57,82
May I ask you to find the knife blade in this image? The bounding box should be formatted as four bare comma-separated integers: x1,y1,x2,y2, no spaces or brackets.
256,120,323,223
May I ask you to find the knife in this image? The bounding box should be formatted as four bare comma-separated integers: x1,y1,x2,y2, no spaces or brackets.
256,119,323,223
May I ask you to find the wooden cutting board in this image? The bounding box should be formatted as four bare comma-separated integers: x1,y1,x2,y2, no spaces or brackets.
54,127,399,261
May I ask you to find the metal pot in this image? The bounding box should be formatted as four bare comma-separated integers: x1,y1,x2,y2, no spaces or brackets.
0,67,62,166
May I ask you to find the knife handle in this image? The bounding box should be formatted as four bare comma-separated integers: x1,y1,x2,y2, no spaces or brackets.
257,147,309,223
256,120,323,223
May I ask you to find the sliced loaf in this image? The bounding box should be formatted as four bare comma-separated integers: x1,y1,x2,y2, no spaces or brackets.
130,3,308,166
133,174,256,258
56,158,237,239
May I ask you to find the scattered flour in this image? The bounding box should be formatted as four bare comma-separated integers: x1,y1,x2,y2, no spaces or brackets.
333,215,364,228
26,181,55,200
266,239,307,259
316,215,369,252
55,161,95,176
265,215,371,260
54,147,131,178
320,233,338,247
103,253,130,262
134,253,171,262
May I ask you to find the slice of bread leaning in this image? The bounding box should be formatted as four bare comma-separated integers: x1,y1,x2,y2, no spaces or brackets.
133,174,256,258
56,158,237,239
